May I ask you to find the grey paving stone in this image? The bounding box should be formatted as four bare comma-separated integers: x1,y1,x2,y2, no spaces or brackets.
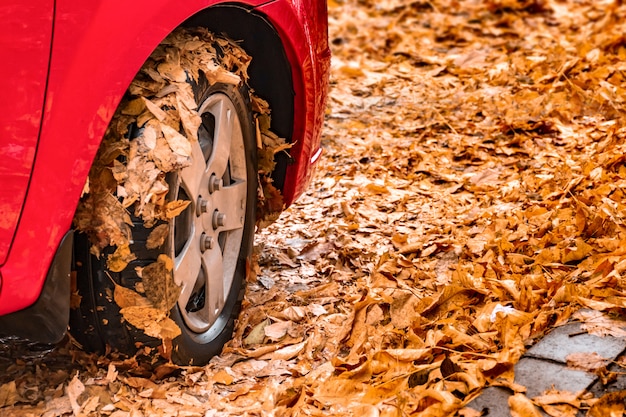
514,357,596,398
525,322,626,364
465,387,512,417
465,387,548,417
586,356,626,397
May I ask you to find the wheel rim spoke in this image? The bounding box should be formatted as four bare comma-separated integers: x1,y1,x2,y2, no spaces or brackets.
205,99,234,177
173,228,203,309
212,180,247,232
202,247,225,324
179,139,205,196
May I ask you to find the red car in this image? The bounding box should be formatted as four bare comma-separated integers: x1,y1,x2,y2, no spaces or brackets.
0,0,329,364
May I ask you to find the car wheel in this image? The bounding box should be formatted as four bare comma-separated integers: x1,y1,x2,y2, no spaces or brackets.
71,79,256,365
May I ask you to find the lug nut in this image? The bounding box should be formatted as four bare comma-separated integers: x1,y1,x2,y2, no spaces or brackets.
213,211,226,229
201,234,214,251
197,198,208,216
209,175,223,193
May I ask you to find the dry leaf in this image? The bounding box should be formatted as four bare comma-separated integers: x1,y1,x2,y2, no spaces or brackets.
106,243,137,272
587,390,626,417
263,321,292,340
160,124,192,157
0,381,18,407
566,352,609,372
163,200,191,219
146,224,169,249
67,374,85,416
509,393,542,417
141,255,179,310
114,284,152,309
120,306,181,340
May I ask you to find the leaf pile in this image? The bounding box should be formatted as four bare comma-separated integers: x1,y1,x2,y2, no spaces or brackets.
209,0,626,415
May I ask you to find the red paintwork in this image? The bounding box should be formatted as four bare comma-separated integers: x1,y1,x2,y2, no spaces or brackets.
0,1,53,266
259,0,330,204
0,0,329,315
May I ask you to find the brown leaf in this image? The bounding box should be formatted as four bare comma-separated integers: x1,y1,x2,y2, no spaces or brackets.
575,310,626,338
141,97,168,121
263,321,292,341
67,374,85,416
160,124,192,157
441,356,464,378
587,390,626,417
408,368,432,388
566,352,608,372
146,223,169,249
140,254,179,310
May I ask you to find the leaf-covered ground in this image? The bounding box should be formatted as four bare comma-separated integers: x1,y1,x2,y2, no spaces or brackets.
4,0,626,415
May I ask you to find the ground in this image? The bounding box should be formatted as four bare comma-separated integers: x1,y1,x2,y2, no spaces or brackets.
3,0,626,416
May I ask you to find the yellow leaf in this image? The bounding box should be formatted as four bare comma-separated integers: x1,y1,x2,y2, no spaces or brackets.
107,244,136,272
164,199,191,219
120,306,181,340
113,284,151,309
0,381,18,407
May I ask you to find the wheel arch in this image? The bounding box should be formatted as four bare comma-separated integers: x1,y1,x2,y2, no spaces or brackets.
183,4,295,192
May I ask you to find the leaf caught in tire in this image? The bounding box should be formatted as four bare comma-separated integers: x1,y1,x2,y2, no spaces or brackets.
163,200,191,219
113,284,151,309
71,26,294,357
120,306,182,341
146,224,169,249
140,255,179,311
106,243,137,272
74,26,290,255
161,124,192,157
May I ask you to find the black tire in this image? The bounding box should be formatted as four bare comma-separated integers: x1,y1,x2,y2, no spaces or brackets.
70,79,257,366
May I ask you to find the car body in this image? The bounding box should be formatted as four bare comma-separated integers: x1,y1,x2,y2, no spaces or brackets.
0,0,329,343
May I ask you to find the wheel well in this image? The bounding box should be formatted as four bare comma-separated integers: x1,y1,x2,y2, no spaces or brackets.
183,4,293,192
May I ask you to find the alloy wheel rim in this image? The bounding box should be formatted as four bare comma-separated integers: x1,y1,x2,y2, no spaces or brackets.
169,92,247,334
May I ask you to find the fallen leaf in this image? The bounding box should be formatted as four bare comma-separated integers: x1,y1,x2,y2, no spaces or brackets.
587,390,626,417
146,223,169,249
509,393,542,417
67,374,85,416
120,306,181,340
0,381,18,407
106,243,137,272
264,321,292,341
566,352,608,372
